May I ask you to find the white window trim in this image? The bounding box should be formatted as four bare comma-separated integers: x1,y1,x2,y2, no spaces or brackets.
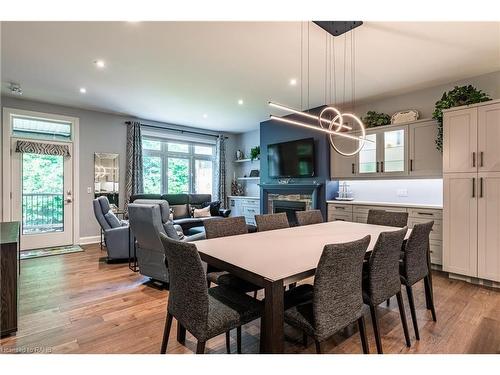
1,107,80,246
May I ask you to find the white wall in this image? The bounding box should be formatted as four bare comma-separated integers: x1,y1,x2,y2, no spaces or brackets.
338,179,443,206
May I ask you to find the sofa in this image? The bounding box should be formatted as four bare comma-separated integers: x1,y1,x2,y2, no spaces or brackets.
130,193,230,235
93,196,132,261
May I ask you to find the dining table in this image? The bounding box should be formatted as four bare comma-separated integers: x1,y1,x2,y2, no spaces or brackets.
194,220,420,354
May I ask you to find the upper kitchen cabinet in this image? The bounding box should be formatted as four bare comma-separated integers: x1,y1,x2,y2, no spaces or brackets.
443,107,478,173
478,102,500,173
408,120,443,177
330,133,359,179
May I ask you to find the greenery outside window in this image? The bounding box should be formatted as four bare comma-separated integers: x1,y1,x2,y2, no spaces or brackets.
142,136,215,195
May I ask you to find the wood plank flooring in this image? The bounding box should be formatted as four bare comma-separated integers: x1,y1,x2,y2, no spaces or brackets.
1,243,499,354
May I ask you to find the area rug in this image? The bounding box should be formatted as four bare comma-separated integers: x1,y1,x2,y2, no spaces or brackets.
20,245,84,260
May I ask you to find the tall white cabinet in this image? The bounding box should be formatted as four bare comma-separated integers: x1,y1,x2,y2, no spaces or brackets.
443,100,500,282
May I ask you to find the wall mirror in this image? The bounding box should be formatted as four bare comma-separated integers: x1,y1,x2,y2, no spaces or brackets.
94,153,120,208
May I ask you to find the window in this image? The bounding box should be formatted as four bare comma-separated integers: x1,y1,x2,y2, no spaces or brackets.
142,137,215,195
12,116,72,142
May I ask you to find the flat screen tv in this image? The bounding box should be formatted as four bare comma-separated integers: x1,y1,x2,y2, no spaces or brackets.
267,138,316,178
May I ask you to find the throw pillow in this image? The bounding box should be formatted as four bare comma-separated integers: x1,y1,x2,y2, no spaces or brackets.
104,211,122,228
202,201,221,216
193,206,211,218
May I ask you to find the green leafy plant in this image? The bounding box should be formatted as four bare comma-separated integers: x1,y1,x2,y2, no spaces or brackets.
362,111,391,128
250,146,260,161
433,85,491,152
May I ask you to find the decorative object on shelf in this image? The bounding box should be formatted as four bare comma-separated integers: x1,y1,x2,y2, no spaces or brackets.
433,85,491,152
278,178,291,184
236,149,244,160
336,181,354,200
249,169,260,177
250,146,260,161
231,177,245,196
363,111,391,128
391,109,419,124
269,22,373,157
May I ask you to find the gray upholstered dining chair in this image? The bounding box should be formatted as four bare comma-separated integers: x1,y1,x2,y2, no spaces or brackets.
367,209,409,228
295,210,324,226
204,216,260,299
284,236,371,354
400,221,436,340
255,212,290,232
159,233,262,354
362,227,411,354
93,196,131,261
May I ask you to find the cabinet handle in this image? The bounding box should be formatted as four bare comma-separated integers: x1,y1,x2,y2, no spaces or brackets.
381,161,384,173
335,206,345,210
472,152,476,167
410,159,413,172
472,177,476,198
351,163,355,174
376,162,379,173
480,152,484,167
417,212,433,216
480,177,483,198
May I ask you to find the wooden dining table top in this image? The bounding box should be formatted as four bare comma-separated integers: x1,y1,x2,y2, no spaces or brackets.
195,221,411,282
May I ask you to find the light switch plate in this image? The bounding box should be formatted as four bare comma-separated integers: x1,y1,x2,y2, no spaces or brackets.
397,189,408,197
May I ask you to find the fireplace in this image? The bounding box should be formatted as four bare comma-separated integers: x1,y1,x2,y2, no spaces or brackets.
273,200,307,226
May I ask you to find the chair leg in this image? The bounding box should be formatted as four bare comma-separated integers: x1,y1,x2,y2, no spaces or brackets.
196,341,206,354
369,305,383,354
315,340,322,354
386,298,390,306
225,331,231,354
160,312,173,354
237,326,242,354
302,332,308,347
177,321,186,344
253,290,258,299
357,316,369,354
424,276,437,322
405,285,420,340
396,292,411,347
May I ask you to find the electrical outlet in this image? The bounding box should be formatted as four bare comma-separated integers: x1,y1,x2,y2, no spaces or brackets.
87,187,92,194
397,189,408,197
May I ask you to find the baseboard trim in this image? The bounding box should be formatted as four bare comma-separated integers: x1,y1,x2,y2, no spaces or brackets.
79,235,100,245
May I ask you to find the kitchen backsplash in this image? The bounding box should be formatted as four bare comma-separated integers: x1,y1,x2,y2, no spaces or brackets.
336,179,443,206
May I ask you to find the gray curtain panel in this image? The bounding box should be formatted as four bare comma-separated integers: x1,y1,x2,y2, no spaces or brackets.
15,140,71,157
125,121,144,210
214,135,227,207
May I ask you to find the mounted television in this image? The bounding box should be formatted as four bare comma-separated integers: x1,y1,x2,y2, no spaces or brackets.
267,138,316,178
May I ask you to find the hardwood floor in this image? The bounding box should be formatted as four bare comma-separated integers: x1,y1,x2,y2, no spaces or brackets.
1,243,499,354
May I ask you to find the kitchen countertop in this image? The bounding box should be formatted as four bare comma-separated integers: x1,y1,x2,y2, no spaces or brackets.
227,196,260,200
326,200,442,210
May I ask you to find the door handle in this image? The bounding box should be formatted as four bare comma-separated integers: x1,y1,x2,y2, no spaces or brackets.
381,161,384,173
351,163,355,174
472,152,476,167
472,178,476,198
410,159,413,172
480,177,483,198
480,152,484,167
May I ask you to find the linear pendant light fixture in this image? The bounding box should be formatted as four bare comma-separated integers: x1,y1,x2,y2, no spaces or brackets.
269,21,369,157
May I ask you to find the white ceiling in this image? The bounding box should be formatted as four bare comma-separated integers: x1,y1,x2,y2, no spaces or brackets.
1,21,499,133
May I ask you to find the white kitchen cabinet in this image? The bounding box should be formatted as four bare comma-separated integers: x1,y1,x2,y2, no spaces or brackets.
478,102,500,173
443,108,478,173
477,173,500,282
330,134,358,179
228,197,260,225
408,120,442,177
443,173,478,277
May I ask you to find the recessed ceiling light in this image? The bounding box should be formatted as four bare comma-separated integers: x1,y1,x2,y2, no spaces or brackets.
238,99,244,105
94,60,106,69
203,114,208,119
289,78,297,86
79,87,87,94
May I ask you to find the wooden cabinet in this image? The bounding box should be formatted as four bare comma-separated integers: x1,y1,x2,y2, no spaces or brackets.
478,102,500,172
327,202,443,265
443,174,478,277
443,108,478,173
1,222,20,337
330,119,441,179
409,120,442,177
477,173,500,282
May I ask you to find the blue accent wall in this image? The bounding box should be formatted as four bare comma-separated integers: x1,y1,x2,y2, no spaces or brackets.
259,116,339,218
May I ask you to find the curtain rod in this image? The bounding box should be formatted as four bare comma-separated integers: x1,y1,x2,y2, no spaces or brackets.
125,121,228,139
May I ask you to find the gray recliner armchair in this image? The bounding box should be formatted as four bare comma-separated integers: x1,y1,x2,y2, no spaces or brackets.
128,202,204,284
92,196,131,261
